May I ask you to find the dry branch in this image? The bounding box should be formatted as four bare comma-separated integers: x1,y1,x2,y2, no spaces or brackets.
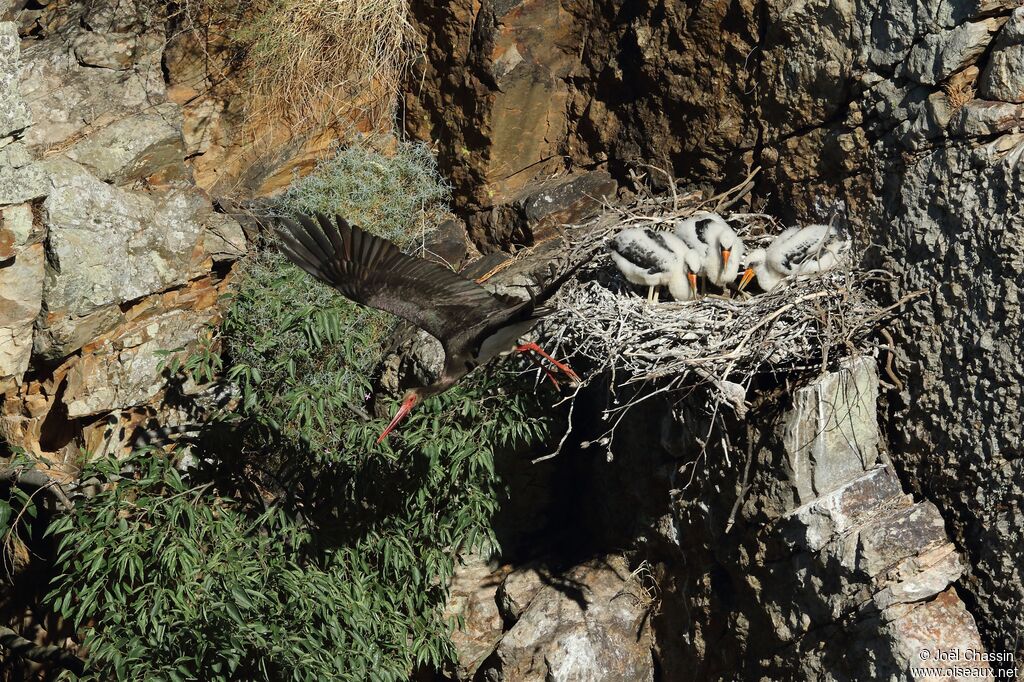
0,627,86,675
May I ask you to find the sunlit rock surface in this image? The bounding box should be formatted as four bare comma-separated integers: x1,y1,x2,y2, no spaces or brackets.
0,5,245,461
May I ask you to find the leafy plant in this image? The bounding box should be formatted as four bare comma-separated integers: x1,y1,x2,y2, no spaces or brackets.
1,449,53,583
39,141,551,680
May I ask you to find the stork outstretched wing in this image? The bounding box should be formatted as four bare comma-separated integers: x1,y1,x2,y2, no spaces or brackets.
276,213,521,349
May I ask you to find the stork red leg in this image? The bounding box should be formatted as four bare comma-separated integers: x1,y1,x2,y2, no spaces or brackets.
541,368,560,388
515,342,581,383
517,346,561,387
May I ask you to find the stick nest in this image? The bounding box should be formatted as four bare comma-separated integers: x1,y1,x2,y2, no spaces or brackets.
536,186,901,432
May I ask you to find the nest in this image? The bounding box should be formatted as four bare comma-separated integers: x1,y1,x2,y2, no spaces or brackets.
534,178,915,457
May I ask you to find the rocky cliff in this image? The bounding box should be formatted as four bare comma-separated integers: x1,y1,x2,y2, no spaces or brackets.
404,0,1023,671
444,359,989,680
0,0,1020,677
0,1,250,464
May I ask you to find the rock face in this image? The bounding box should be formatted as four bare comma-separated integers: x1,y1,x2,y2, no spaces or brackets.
709,361,985,680
456,557,655,679
0,23,30,138
161,20,374,197
406,0,1024,666
446,359,989,679
980,8,1024,103
0,3,245,460
35,158,209,359
0,241,43,380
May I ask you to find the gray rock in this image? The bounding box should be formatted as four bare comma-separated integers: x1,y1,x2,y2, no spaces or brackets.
409,0,1024,671
861,0,980,69
781,466,906,553
496,566,545,623
904,18,1004,85
62,103,187,185
872,543,963,610
780,356,879,506
71,30,145,70
868,142,1024,658
856,502,951,577
0,142,47,204
0,242,43,378
36,158,206,358
0,22,30,138
442,556,508,680
469,171,617,249
884,589,992,678
979,8,1024,103
478,557,653,682
17,31,164,152
199,212,247,262
62,304,212,417
0,202,34,259
948,100,1024,136
761,0,857,136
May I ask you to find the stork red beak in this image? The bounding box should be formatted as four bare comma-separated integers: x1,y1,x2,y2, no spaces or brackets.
377,393,419,444
738,267,755,292
721,249,731,269
687,272,699,295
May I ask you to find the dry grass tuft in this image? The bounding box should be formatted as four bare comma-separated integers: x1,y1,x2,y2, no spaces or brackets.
943,67,979,111
943,80,976,110
177,0,413,132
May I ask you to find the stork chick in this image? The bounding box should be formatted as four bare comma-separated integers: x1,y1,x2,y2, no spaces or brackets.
675,211,744,288
608,228,699,302
739,224,850,292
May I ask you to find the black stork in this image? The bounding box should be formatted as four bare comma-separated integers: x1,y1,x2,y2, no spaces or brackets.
275,212,581,443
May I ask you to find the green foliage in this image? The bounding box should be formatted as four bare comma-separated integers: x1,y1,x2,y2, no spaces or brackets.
41,141,551,680
47,452,459,681
276,136,451,249
1,449,49,580
218,246,393,458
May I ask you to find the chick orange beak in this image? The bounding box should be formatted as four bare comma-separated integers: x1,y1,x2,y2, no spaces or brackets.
721,249,731,268
738,267,755,292
687,272,699,295
377,393,418,444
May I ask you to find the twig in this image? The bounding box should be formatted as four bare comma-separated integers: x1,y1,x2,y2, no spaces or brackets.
725,423,756,534
0,468,75,510
879,327,904,392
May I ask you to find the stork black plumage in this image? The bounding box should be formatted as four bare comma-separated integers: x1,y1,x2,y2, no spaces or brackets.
275,212,580,443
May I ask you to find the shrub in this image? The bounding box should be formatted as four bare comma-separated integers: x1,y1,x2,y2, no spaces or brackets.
276,136,452,248
40,141,550,680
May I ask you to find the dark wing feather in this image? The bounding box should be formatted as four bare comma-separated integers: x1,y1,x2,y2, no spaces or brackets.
610,234,671,274
694,218,714,243
276,213,519,349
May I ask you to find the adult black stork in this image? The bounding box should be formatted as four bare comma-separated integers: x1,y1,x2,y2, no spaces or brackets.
275,212,581,443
